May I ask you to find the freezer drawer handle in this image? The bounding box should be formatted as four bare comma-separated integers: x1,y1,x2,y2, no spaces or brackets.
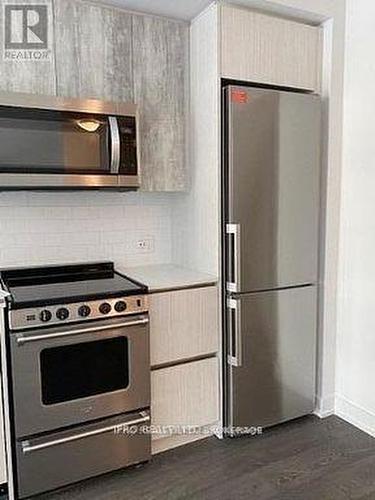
227,298,242,367
16,316,149,345
226,223,240,293
21,412,150,454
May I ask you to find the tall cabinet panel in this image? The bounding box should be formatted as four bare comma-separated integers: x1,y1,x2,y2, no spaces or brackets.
132,15,188,191
53,1,133,101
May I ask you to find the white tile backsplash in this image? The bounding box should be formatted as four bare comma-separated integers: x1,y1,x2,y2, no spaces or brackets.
0,191,173,269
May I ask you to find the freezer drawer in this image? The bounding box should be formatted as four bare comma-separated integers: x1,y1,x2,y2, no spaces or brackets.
226,286,317,430
224,86,321,292
16,410,151,499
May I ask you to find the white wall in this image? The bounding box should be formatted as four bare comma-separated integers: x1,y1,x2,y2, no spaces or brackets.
335,0,375,436
0,192,173,269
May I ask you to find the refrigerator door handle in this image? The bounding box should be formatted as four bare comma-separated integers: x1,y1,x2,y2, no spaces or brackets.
226,223,241,293
227,298,242,367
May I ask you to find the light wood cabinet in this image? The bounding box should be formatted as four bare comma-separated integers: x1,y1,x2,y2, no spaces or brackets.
151,357,219,446
54,4,188,191
0,1,189,192
149,286,219,367
53,1,133,101
132,15,189,191
221,4,322,92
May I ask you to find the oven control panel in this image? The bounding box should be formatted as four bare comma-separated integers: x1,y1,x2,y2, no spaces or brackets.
9,295,148,331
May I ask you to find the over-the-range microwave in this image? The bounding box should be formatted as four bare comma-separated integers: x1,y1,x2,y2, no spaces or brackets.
0,92,140,190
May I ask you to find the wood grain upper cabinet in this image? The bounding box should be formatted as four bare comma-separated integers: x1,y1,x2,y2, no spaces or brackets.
132,15,189,191
53,1,133,101
220,4,323,92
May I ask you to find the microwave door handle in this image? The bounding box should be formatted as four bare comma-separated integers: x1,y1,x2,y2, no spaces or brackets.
109,116,120,174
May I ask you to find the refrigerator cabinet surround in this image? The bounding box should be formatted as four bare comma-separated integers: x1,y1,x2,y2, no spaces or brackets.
226,286,317,430
223,85,321,433
224,86,321,293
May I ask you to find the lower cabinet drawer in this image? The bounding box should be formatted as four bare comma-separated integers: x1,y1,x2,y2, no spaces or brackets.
149,286,219,366
16,410,151,499
151,357,219,442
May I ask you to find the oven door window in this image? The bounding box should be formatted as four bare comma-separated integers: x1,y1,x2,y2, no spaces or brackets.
40,337,129,405
0,107,110,174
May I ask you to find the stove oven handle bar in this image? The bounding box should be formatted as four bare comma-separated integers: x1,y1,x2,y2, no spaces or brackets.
21,412,150,455
16,316,149,345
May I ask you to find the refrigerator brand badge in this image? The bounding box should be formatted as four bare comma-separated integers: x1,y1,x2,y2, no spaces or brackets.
231,89,248,104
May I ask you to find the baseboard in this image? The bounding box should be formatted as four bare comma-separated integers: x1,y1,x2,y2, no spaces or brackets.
314,394,335,418
335,395,375,438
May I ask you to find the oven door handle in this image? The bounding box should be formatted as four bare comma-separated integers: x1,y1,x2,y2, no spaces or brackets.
15,316,149,345
21,412,150,454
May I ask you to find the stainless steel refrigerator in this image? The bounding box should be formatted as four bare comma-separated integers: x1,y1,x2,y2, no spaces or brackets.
222,85,321,433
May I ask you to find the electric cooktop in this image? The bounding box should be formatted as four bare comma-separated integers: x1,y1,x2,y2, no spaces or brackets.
1,262,147,308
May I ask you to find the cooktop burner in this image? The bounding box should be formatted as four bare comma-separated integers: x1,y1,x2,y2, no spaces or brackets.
0,262,148,330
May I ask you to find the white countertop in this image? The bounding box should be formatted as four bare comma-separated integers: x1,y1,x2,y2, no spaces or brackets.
119,264,218,293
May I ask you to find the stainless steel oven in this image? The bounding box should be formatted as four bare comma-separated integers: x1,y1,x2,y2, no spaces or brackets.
10,314,150,438
0,92,140,190
2,262,151,498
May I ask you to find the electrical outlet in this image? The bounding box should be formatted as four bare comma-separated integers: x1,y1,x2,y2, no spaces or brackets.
135,237,154,253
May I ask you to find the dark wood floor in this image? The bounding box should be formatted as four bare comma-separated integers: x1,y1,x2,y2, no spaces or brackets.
37,416,375,500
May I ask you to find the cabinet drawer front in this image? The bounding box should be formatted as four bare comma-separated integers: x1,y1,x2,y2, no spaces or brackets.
221,5,322,92
151,357,219,439
149,286,219,366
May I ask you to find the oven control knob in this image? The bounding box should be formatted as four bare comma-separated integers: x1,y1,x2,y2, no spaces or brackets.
39,310,52,322
56,307,70,321
99,302,111,315
78,305,91,317
114,301,127,313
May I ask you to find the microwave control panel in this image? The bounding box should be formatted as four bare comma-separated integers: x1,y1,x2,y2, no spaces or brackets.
118,116,138,175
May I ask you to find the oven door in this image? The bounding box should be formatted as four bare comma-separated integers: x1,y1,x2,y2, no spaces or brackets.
0,106,135,189
10,315,150,437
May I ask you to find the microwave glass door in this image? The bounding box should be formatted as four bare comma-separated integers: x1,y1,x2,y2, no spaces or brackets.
40,337,129,405
0,107,111,174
